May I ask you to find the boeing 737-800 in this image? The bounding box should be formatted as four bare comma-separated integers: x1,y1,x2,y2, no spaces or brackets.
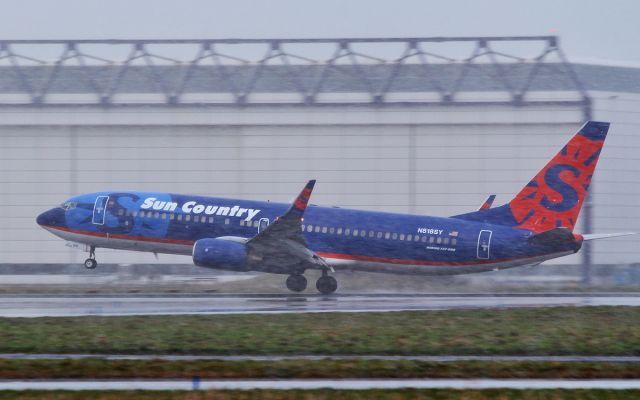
37,121,632,294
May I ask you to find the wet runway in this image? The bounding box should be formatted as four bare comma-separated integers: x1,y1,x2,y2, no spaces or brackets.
3,378,640,390
0,293,639,317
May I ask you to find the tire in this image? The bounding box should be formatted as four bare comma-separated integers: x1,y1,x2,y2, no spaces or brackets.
286,274,307,292
84,258,98,269
316,275,338,295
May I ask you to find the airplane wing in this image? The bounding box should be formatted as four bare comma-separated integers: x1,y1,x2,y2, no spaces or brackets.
582,232,637,241
246,180,329,272
478,194,496,211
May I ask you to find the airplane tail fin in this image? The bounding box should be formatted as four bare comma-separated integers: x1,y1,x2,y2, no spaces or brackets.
453,121,610,232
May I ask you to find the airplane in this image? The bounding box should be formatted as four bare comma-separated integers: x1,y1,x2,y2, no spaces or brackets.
37,121,634,294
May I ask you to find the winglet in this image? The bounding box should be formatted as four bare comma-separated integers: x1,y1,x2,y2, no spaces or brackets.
293,180,316,213
479,194,496,211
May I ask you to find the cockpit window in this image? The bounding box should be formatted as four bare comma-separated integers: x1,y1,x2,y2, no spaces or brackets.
60,201,77,210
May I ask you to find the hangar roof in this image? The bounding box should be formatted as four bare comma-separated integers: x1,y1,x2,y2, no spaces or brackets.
0,37,637,105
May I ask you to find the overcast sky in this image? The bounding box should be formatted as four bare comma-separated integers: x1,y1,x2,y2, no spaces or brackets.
1,0,638,63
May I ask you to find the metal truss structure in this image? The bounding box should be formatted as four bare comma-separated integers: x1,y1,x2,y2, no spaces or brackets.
0,36,589,110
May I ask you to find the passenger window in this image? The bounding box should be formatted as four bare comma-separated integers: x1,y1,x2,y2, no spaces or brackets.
322,227,327,233
436,237,442,244
376,232,382,239
307,225,313,232
209,217,214,223
186,215,191,222
154,212,159,219
353,229,358,236
361,230,366,237
414,235,420,242
392,233,398,240
337,228,343,235
369,231,374,238
139,211,145,217
170,213,175,220
399,234,405,240
407,234,412,241
423,236,428,243
161,213,167,220
385,232,390,239
226,219,231,225
345,229,351,235
253,220,259,227
329,227,335,234
428,236,434,243
132,211,138,217
194,216,200,222
117,209,124,216
452,238,457,246
315,226,321,233
443,237,449,245
240,220,245,226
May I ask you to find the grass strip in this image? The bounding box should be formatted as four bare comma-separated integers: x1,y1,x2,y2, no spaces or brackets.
0,307,638,355
0,390,639,400
2,359,640,379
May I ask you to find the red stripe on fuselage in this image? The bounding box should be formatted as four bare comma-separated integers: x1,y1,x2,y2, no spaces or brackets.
44,225,541,268
43,225,194,246
317,252,533,267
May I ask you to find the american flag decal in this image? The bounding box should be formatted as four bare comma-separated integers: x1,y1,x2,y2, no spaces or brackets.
449,231,459,237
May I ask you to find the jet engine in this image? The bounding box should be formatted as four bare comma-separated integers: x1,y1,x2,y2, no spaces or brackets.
192,238,249,271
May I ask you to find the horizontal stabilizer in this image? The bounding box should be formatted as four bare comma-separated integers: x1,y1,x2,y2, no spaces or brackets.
527,227,576,246
478,194,496,211
582,232,636,241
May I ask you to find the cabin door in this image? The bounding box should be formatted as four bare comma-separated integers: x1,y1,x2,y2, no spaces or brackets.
477,229,492,259
92,195,109,225
258,218,270,233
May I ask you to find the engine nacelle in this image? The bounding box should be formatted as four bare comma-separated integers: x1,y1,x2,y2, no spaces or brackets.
192,238,249,271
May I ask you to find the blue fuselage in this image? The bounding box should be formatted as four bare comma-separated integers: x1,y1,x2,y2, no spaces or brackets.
37,191,580,275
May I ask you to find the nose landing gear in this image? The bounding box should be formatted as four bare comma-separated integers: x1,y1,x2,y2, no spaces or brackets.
84,246,98,269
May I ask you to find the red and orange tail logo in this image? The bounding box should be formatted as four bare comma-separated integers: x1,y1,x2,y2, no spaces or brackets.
508,121,609,232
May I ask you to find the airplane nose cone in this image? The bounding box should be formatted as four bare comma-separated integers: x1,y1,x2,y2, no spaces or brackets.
37,208,66,227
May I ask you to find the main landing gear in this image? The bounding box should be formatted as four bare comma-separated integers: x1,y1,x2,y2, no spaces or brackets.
285,274,307,292
285,270,338,295
316,270,338,295
84,246,98,269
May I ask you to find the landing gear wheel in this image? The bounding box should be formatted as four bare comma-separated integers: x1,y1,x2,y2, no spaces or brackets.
286,274,307,292
84,258,98,269
84,246,97,269
316,275,338,295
